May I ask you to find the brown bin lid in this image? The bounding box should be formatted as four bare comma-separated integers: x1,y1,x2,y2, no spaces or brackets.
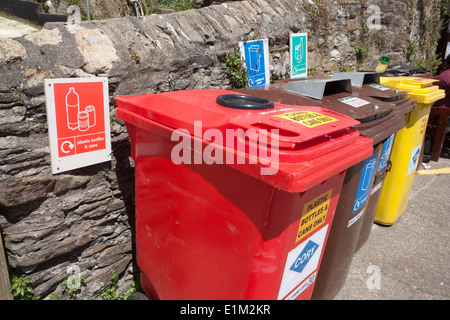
386,97,417,116
236,79,405,144
277,75,417,117
331,72,407,99
330,72,416,115
352,83,408,100
355,113,405,145
239,80,394,124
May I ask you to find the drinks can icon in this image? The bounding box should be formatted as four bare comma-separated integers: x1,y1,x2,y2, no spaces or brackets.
85,105,96,128
78,111,89,131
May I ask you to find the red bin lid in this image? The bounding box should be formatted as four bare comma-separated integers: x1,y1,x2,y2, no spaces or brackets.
115,89,373,192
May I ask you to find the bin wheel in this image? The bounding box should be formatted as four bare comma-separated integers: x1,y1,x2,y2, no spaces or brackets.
126,292,149,300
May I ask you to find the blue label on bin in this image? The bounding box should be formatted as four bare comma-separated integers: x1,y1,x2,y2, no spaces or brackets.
407,144,422,176
290,240,319,274
353,153,379,214
377,134,394,173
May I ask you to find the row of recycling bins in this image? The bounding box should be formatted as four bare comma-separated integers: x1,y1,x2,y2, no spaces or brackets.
114,73,445,300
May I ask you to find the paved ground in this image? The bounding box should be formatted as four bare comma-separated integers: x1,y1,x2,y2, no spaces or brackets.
334,154,450,300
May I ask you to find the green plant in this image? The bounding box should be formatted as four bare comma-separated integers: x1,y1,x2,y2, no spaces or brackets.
339,60,352,72
270,71,280,82
101,273,137,300
403,0,447,74
128,40,141,64
49,292,61,300
222,47,248,89
102,273,120,300
130,50,141,64
122,280,138,300
355,44,368,67
158,0,193,11
142,0,157,14
361,23,370,38
303,0,331,34
373,33,386,48
403,39,416,59
60,274,86,298
242,35,258,42
410,55,442,75
10,276,40,300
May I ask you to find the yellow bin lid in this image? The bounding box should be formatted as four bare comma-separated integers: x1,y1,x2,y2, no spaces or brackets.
380,76,445,104
406,88,445,104
380,76,437,89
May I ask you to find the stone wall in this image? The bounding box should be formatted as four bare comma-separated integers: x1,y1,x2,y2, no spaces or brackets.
0,0,435,299
35,0,242,20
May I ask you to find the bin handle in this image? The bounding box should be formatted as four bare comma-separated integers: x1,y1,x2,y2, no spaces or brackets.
386,160,392,172
216,94,275,110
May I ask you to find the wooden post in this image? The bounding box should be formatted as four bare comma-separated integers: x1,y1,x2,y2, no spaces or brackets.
0,231,13,300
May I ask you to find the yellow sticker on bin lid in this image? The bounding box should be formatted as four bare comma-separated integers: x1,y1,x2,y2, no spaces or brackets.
274,111,338,128
296,189,333,242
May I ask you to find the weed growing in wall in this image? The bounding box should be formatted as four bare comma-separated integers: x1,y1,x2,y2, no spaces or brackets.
303,0,331,34
10,276,40,300
404,0,448,74
158,0,194,11
222,47,249,89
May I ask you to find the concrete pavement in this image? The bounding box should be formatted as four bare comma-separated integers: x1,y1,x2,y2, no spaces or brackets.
334,156,450,300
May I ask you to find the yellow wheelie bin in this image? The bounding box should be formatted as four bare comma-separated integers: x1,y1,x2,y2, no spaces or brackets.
375,77,445,225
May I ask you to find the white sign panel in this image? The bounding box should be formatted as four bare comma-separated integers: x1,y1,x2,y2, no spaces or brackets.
45,77,111,174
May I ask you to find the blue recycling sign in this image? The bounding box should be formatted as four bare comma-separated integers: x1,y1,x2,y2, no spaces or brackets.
239,39,269,87
413,148,420,163
377,134,394,173
353,152,378,214
407,144,422,175
290,240,319,274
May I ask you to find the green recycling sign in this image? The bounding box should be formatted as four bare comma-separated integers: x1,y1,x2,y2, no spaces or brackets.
290,33,308,79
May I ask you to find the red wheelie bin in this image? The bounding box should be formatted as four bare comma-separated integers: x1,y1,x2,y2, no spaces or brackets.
115,89,373,300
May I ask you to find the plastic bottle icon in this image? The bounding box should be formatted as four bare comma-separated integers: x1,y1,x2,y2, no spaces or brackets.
295,41,304,64
66,87,79,130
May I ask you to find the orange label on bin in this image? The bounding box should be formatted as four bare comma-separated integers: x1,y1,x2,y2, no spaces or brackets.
274,111,338,128
296,189,333,242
